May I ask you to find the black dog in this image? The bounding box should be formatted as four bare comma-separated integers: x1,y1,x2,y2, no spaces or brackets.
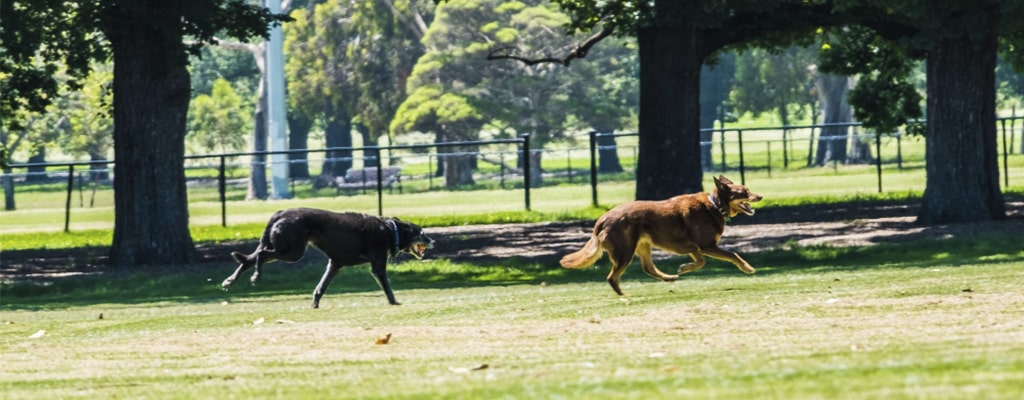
221,208,435,308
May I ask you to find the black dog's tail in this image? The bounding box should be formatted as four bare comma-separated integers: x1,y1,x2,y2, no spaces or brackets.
231,251,254,266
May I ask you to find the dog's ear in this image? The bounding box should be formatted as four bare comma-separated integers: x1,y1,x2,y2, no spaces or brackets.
714,175,732,192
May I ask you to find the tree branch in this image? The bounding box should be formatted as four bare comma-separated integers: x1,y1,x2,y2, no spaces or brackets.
486,26,614,66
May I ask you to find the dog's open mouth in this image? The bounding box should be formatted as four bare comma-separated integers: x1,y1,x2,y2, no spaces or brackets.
411,243,429,259
738,201,755,215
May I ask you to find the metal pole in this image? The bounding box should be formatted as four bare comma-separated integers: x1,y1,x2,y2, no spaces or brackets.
219,156,227,227
375,148,384,216
876,133,883,193
265,0,290,199
1002,119,1009,188
521,133,531,211
737,130,746,185
65,165,74,232
589,131,598,207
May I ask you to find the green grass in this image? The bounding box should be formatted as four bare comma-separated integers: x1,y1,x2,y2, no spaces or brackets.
3,234,1024,399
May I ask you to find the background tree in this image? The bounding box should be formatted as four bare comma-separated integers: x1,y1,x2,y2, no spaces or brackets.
5,0,287,265
187,78,253,153
830,1,1022,223
700,53,736,170
285,0,360,179
398,0,603,186
551,0,832,200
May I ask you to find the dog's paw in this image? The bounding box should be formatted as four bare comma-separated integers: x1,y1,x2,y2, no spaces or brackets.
220,279,234,290
662,274,679,282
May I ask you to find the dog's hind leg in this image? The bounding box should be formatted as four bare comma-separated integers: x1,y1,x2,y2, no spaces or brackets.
369,260,401,305
312,260,340,309
703,246,756,274
678,252,707,274
636,242,678,282
222,251,257,289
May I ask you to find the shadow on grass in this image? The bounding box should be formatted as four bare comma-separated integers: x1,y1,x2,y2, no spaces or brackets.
4,233,1023,310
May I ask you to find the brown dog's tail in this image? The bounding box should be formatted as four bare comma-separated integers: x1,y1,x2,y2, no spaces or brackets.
560,236,603,269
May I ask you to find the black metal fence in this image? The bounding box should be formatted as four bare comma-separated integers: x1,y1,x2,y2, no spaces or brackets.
3,118,1023,231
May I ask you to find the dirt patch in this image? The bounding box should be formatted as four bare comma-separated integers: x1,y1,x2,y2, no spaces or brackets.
3,200,1023,284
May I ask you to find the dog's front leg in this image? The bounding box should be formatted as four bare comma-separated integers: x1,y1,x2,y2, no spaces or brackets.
312,260,340,309
370,261,401,305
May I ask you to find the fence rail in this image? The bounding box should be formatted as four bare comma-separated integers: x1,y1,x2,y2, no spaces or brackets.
3,118,1023,232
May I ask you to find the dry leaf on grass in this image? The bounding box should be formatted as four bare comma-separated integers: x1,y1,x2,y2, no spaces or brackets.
29,329,46,338
375,333,392,345
448,364,489,373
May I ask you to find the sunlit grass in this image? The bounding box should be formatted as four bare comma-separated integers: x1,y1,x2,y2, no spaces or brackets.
3,234,1024,399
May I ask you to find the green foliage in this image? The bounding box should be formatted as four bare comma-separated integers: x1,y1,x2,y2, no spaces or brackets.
731,46,818,126
187,78,252,153
818,26,923,135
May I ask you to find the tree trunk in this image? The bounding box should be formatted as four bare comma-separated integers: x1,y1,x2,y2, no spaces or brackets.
700,60,733,170
444,147,475,187
919,31,1005,224
287,113,313,179
88,151,110,181
248,88,268,200
635,9,703,200
107,0,197,266
322,105,352,178
595,131,623,173
2,168,14,211
814,74,851,165
25,148,46,182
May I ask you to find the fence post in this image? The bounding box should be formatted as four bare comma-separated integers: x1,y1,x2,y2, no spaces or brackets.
1002,118,1009,188
589,131,598,207
65,165,74,233
875,133,883,193
219,156,227,227
738,129,746,185
719,130,727,172
521,133,531,211
375,147,384,216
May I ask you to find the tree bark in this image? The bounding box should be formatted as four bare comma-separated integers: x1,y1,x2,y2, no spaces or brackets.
814,74,851,166
107,0,197,266
919,30,1005,224
287,113,313,179
635,10,704,200
322,105,353,178
248,88,268,200
595,132,623,173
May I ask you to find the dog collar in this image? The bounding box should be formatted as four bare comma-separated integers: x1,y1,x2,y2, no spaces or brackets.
708,192,731,222
387,219,400,256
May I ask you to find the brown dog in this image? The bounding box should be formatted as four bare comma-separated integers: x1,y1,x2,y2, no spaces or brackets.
560,175,762,296
221,208,434,308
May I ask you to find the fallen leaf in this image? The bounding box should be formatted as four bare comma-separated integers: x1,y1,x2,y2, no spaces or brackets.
275,319,295,324
375,333,392,345
253,317,265,325
29,330,46,339
449,364,489,373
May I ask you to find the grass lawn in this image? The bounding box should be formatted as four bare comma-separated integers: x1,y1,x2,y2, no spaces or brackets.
3,235,1023,399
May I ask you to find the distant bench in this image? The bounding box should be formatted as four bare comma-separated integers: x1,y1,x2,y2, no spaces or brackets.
331,166,402,194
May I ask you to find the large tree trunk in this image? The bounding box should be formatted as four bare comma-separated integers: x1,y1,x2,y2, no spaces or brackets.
444,147,476,187
635,7,704,200
699,59,733,170
814,74,852,166
25,149,46,182
595,131,624,173
248,88,268,200
107,0,197,266
322,105,353,178
919,31,1004,224
287,113,313,179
